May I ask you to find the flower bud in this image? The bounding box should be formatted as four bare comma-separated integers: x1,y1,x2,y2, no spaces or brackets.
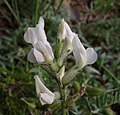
62,65,79,85
54,40,63,59
66,94,79,108
103,108,114,115
86,86,106,96
50,101,61,110
58,19,66,40
72,81,80,92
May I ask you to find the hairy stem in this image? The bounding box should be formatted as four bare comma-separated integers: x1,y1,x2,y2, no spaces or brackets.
60,85,67,115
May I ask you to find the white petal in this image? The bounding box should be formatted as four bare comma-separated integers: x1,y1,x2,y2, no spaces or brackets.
45,44,54,59
35,41,53,60
33,48,45,63
36,24,53,53
72,34,86,66
39,93,55,105
27,48,36,63
86,48,97,65
36,23,47,41
64,21,75,42
34,75,41,96
24,28,38,45
37,17,52,49
38,17,44,29
34,75,55,97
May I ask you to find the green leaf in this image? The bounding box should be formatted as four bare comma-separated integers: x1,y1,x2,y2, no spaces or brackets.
21,98,36,109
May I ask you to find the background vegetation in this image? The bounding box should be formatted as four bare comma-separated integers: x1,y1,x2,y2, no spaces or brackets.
0,0,120,114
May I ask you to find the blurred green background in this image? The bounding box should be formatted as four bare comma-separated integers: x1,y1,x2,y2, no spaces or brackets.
0,0,120,114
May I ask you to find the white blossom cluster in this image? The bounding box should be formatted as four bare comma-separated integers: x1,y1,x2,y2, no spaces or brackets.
24,17,97,105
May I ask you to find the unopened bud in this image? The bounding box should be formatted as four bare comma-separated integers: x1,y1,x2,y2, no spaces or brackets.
103,107,114,115
72,81,80,92
50,101,61,110
54,39,64,59
66,94,79,107
62,65,79,85
86,86,106,96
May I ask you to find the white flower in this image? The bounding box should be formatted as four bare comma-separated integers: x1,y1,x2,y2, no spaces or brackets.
24,17,54,63
72,34,97,68
59,20,97,68
34,75,55,105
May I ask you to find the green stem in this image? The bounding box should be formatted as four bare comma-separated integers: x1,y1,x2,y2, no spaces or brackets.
34,0,39,25
60,85,67,115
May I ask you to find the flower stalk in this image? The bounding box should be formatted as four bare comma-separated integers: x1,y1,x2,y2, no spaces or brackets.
61,89,66,115
59,84,67,115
